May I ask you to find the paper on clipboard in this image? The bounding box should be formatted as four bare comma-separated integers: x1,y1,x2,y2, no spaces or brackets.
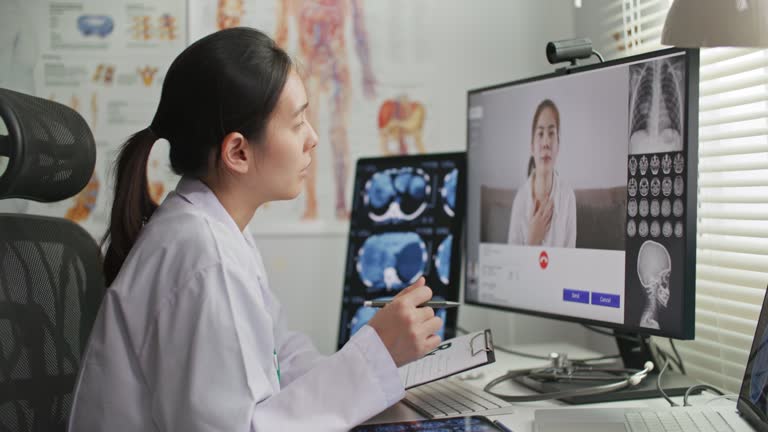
399,329,495,389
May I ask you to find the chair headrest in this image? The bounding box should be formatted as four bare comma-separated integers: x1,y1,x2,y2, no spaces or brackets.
0,88,96,203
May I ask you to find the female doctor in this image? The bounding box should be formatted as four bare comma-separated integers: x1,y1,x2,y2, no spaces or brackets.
68,28,443,432
507,99,577,247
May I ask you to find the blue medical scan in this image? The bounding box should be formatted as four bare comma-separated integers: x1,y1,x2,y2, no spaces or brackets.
77,15,115,38
364,167,431,223
352,416,502,431
434,235,453,285
349,297,448,340
441,168,458,217
356,232,428,291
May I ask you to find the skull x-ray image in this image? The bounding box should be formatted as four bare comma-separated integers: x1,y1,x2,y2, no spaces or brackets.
662,154,672,174
356,232,428,291
636,240,671,329
441,168,458,217
629,157,638,176
364,167,431,223
629,56,685,154
434,235,453,285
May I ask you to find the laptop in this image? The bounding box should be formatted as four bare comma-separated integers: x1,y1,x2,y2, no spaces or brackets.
533,287,768,432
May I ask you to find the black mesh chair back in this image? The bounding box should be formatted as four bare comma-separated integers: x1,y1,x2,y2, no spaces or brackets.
0,88,105,431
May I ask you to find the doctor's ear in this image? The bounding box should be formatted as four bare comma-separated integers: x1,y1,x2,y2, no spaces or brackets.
219,132,252,174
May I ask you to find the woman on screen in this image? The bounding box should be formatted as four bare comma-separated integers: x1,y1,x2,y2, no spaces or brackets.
507,99,576,247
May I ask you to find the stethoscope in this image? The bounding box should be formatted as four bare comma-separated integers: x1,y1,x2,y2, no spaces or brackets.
483,353,655,402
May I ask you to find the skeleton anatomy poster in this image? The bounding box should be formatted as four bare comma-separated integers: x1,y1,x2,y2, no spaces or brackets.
2,0,437,237
0,0,187,239
189,0,435,234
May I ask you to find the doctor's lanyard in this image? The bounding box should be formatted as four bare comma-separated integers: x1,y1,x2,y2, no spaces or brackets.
273,349,281,384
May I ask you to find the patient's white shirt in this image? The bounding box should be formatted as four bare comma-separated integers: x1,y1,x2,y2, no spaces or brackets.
507,172,577,248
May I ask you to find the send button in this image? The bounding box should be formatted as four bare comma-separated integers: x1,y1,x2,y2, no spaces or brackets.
591,292,621,308
563,289,589,304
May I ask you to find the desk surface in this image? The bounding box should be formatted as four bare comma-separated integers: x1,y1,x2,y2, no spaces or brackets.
366,342,724,432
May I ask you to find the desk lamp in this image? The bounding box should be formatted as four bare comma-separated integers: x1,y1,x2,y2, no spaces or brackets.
662,0,768,48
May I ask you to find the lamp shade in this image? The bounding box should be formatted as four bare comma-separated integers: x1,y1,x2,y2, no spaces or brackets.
661,0,768,48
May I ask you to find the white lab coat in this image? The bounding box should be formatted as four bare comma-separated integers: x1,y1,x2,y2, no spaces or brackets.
68,177,404,432
507,172,577,248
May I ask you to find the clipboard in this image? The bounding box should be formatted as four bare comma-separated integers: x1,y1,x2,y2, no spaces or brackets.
399,329,495,389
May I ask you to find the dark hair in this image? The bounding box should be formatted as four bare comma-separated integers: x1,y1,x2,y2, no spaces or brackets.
527,99,561,176
102,27,292,285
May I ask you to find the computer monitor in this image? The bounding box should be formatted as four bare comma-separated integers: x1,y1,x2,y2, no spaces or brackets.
337,153,466,349
465,48,699,361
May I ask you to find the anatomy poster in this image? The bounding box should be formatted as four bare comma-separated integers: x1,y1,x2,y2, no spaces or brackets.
190,0,436,234
3,0,439,237
0,0,186,238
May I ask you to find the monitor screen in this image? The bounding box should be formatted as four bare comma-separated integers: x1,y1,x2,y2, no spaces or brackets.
465,49,698,339
337,153,466,349
738,288,768,428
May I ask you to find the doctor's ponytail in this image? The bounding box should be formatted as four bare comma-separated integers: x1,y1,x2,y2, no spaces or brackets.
101,28,292,285
102,127,159,286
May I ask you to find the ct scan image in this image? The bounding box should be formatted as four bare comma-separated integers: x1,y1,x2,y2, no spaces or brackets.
363,167,431,223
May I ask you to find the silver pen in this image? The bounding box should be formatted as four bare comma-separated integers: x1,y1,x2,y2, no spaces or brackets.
362,300,461,308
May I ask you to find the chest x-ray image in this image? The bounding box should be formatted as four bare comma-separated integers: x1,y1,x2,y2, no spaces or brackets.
637,240,671,329
364,167,431,223
628,56,685,154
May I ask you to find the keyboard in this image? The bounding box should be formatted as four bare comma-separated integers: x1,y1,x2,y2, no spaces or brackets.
624,409,733,432
403,378,514,419
535,407,744,432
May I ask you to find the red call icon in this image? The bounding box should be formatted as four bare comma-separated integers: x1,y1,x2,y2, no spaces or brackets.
539,251,549,269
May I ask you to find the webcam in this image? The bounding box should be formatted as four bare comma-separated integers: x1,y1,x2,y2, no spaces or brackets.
546,38,603,67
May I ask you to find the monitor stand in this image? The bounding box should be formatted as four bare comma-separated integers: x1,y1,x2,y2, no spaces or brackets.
512,331,702,404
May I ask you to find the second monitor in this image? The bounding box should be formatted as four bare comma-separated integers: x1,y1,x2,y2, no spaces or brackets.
336,153,466,349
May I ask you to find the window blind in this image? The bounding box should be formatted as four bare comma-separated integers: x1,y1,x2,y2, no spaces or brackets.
595,0,768,393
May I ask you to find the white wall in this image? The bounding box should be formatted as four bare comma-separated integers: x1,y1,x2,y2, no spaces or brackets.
256,0,611,357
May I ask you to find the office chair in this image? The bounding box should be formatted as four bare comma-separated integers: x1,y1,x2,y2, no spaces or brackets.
0,88,105,431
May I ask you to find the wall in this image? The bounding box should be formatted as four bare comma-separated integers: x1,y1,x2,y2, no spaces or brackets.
257,0,604,356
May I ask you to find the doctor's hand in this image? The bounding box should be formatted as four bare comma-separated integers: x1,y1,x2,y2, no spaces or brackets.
368,277,443,368
527,197,554,245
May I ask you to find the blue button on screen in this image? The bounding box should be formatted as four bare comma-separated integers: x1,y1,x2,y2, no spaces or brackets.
591,292,621,308
563,289,590,304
